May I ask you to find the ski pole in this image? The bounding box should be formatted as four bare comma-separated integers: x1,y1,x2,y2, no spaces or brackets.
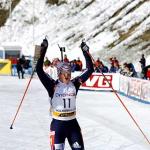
10,37,48,129
87,51,150,145
10,65,36,129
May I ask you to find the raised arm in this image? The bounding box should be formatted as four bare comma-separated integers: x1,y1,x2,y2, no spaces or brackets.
36,39,55,98
79,41,94,83
72,42,94,91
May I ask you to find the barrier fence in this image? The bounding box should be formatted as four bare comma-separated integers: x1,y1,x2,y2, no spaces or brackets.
72,72,150,103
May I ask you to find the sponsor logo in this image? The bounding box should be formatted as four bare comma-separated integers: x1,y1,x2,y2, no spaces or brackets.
0,62,7,70
128,79,141,97
55,93,76,97
72,142,81,149
82,74,112,88
53,111,76,117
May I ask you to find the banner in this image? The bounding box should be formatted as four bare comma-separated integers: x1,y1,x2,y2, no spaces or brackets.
119,75,129,94
74,72,150,102
72,72,120,91
119,75,150,102
0,59,11,75
140,81,150,101
128,78,142,98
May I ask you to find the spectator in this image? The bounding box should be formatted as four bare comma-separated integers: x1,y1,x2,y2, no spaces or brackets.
128,63,137,77
28,59,33,75
52,58,60,67
76,57,83,71
43,57,51,75
44,57,51,66
95,57,101,67
16,55,26,79
50,58,60,80
43,62,51,75
114,62,120,72
142,65,150,79
63,54,69,63
124,65,133,77
95,61,109,73
109,57,119,67
146,68,150,80
120,63,128,75
70,60,76,72
10,57,17,76
44,57,60,79
139,54,146,71
113,57,119,66
109,57,113,65
136,62,143,78
23,59,33,74
71,59,81,71
109,63,117,73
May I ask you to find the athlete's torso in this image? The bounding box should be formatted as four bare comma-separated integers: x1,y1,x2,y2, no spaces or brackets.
50,81,77,120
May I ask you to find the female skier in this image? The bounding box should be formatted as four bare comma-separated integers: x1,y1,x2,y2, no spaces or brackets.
36,39,94,150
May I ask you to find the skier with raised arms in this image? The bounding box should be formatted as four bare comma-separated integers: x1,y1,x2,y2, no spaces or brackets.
36,38,94,150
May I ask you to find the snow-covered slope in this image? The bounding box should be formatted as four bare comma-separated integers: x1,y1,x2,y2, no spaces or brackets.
0,0,150,64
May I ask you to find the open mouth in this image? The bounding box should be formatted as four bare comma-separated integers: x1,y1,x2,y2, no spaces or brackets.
65,77,69,80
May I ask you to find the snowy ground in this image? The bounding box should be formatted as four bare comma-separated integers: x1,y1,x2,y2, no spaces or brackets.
0,75,150,150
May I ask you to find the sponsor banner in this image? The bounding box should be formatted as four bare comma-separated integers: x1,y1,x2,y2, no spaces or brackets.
0,59,11,75
119,75,129,94
140,81,150,101
119,75,150,102
72,72,150,102
72,72,120,91
128,78,142,99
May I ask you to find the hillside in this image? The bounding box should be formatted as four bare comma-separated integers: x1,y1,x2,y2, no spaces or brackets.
0,0,150,65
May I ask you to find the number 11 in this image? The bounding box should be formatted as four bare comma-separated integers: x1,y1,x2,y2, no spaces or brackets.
63,98,71,108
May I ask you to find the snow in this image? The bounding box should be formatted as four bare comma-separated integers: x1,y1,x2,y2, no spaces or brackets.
0,1,150,148
0,75,150,150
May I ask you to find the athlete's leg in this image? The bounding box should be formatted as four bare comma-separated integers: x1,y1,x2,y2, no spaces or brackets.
67,119,84,150
50,119,66,150
68,130,84,150
50,131,65,150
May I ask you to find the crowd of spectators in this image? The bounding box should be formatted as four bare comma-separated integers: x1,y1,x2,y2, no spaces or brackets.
93,54,150,80
9,53,150,81
42,54,83,80
9,55,33,79
44,54,150,81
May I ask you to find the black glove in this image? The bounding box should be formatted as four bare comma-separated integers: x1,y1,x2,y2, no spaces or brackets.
40,38,48,55
41,38,48,49
80,41,89,52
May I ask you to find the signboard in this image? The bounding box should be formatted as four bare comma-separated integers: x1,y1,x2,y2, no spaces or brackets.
0,59,11,75
34,45,41,61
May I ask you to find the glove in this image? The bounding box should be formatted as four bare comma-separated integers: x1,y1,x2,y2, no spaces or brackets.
40,38,48,55
80,41,89,52
41,38,48,49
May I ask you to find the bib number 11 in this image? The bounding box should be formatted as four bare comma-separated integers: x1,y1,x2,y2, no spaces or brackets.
63,98,71,108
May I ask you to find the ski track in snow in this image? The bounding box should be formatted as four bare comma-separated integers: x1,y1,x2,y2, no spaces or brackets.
0,76,150,150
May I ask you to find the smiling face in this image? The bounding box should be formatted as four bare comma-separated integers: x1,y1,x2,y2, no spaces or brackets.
57,62,71,84
58,70,71,84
